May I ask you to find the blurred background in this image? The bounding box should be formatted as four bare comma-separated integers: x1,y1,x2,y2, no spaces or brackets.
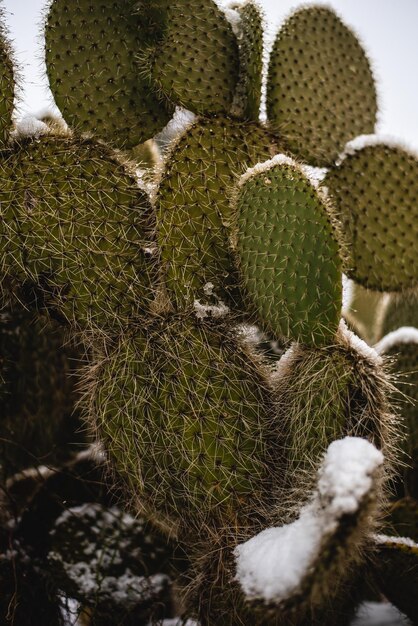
2,0,418,149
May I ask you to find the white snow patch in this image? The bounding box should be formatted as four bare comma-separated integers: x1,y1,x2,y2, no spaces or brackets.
375,326,418,355
375,533,418,549
270,344,297,381
12,115,49,139
223,7,242,38
194,299,230,320
337,134,418,165
155,107,196,150
340,319,382,365
342,275,354,312
239,153,326,190
351,601,411,626
300,164,328,188
239,153,296,187
59,595,81,626
203,282,215,296
234,437,383,603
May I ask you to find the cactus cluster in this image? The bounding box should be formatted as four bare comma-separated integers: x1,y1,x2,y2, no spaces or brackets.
0,1,417,624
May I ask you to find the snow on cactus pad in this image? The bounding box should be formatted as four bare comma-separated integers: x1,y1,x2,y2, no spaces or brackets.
233,155,342,346
266,6,377,166
228,0,264,120
234,437,384,605
324,141,418,292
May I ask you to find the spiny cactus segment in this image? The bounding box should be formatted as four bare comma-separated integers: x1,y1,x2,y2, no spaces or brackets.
372,535,418,624
233,155,342,346
0,300,83,479
0,135,156,329
325,141,418,292
156,115,279,309
229,0,264,120
266,6,377,166
235,438,384,610
376,327,418,498
138,0,239,115
45,0,174,148
90,315,280,529
0,17,14,149
273,326,393,498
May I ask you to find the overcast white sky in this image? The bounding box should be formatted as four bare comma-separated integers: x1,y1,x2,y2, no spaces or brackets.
2,0,418,149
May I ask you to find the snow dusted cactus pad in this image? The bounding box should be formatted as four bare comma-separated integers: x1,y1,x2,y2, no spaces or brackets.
376,327,418,497
235,438,384,606
228,0,264,120
371,534,418,623
48,503,174,620
324,141,418,292
233,155,342,346
272,321,391,498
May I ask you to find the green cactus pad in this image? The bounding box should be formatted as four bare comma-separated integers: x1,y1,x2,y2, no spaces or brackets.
45,0,173,149
380,293,418,337
229,1,264,120
372,536,418,624
233,155,342,346
0,135,156,329
0,302,83,479
139,0,239,115
376,328,418,498
325,143,418,292
274,325,392,497
266,6,377,166
156,115,279,309
0,18,14,149
90,315,279,528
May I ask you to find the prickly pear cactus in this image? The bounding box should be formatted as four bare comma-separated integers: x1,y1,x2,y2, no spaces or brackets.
0,1,417,625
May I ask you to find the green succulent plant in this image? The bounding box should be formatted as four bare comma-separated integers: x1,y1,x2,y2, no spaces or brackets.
0,1,417,625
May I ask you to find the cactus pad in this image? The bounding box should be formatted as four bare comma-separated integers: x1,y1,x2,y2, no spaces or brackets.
0,136,156,329
90,316,279,528
140,0,239,115
373,535,418,624
45,0,173,148
266,6,377,166
273,326,392,497
325,143,418,292
0,19,14,149
0,302,82,478
233,156,342,346
376,328,418,498
229,1,264,121
156,115,279,309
